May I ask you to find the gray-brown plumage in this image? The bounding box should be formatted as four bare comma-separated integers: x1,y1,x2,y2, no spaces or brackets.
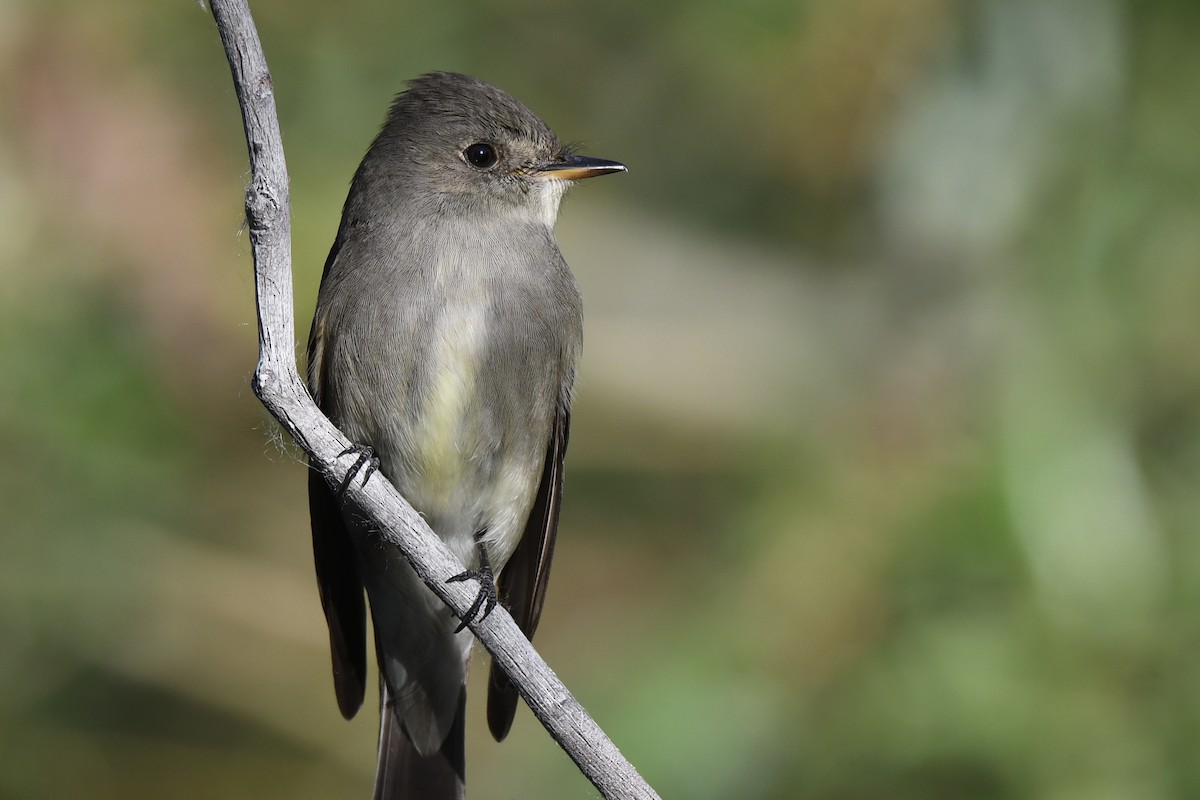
306,72,624,799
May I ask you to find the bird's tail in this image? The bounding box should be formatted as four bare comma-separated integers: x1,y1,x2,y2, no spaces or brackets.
373,681,466,800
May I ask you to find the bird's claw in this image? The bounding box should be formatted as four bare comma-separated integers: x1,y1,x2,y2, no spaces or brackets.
448,539,498,632
337,444,379,497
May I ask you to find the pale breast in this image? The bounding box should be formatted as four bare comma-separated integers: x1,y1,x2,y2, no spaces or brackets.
393,272,560,563
407,291,495,517
322,221,579,564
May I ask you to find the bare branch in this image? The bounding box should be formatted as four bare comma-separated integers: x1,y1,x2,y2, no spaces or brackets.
205,1,661,798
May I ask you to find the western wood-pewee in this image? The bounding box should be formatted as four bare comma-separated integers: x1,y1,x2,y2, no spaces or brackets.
306,71,624,799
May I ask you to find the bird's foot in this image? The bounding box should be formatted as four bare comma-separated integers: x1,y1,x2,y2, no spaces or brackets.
337,444,380,497
448,537,498,632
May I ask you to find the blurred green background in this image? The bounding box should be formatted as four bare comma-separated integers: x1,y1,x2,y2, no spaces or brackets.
2,0,1199,797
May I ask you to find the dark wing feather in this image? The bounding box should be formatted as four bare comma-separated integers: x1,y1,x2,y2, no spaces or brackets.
307,235,368,720
309,466,367,719
486,404,570,741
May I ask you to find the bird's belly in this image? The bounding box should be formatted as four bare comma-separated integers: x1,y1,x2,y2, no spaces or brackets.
393,299,541,567
411,300,488,506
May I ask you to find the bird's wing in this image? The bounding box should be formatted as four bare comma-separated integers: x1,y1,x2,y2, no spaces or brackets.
307,237,368,720
486,402,571,741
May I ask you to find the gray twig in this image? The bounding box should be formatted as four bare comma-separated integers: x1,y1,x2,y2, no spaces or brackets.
205,1,660,798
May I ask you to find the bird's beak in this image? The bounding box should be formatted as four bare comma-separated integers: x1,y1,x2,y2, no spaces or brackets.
536,154,627,181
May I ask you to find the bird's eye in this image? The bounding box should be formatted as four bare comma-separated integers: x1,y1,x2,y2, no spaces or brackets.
463,142,498,169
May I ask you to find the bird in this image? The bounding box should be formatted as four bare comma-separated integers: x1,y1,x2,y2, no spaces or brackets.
305,71,625,799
